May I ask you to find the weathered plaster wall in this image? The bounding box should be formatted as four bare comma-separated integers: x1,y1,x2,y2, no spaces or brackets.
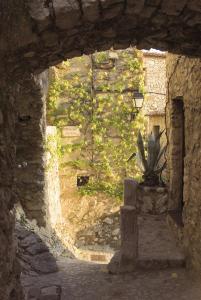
166,54,201,272
15,71,49,226
143,52,166,115
45,126,62,229
0,79,23,300
143,51,167,144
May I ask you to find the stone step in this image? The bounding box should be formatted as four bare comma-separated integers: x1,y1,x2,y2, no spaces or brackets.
137,215,185,270
137,257,185,270
108,214,185,274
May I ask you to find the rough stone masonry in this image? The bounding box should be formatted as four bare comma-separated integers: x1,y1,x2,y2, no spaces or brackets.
1,1,201,299
1,0,201,75
166,53,201,273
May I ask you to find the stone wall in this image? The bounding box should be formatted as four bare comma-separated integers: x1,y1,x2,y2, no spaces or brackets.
15,71,49,226
166,54,201,272
143,51,167,147
137,186,168,215
48,48,144,206
2,0,201,75
143,51,166,116
0,79,23,300
46,49,145,255
1,1,201,298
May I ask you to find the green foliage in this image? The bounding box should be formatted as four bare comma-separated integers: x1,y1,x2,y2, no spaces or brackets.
128,130,167,186
94,51,109,64
79,180,123,202
47,49,146,200
48,80,69,117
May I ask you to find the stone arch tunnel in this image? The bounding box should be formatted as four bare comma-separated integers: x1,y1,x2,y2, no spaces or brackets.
1,1,201,299
1,0,201,74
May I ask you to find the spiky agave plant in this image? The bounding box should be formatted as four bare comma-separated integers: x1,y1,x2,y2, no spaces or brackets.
128,130,167,186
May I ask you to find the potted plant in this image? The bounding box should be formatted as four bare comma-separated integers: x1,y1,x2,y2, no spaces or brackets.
128,129,167,187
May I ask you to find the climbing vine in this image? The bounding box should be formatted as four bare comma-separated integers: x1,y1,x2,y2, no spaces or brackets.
47,49,146,201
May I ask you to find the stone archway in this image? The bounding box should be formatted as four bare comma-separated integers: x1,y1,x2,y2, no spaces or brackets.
1,0,201,75
1,1,201,299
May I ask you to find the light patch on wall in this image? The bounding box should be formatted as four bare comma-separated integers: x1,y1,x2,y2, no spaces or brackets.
62,126,81,137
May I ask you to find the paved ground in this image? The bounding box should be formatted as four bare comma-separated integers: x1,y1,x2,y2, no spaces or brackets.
19,216,200,300
22,257,201,300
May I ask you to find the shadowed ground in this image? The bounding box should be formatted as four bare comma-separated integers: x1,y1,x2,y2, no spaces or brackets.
22,257,201,300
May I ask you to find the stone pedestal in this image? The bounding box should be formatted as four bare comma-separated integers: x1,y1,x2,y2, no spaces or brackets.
120,205,138,271
124,179,138,206
108,205,138,274
108,179,168,274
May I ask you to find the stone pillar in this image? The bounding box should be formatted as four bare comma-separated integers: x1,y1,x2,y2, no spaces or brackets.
124,178,138,206
119,205,138,272
108,181,138,274
0,80,23,300
15,71,49,226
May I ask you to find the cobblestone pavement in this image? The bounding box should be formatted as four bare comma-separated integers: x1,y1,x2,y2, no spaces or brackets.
23,257,201,300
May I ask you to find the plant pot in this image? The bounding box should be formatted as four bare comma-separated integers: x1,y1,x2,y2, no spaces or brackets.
137,185,168,214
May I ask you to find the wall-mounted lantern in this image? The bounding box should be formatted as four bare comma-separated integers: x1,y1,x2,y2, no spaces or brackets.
130,90,144,121
133,90,144,110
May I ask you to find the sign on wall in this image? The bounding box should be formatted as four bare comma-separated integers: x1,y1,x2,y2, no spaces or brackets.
62,126,81,137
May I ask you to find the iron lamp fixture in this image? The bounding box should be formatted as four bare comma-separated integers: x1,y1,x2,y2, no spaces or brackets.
133,90,144,110
129,90,144,121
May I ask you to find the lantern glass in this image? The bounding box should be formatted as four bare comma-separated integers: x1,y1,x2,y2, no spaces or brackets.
133,91,144,109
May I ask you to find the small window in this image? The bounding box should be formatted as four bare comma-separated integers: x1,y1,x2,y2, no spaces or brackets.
77,176,89,187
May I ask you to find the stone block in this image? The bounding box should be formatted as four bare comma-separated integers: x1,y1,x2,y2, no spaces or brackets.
27,0,51,32
155,194,168,214
20,233,42,249
30,252,58,274
82,0,100,22
26,242,49,256
137,186,168,214
126,0,145,15
140,195,153,213
187,0,201,12
102,3,124,19
124,179,138,206
161,0,188,16
15,224,30,240
146,0,161,6
53,0,81,30
40,286,61,300
100,0,124,9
